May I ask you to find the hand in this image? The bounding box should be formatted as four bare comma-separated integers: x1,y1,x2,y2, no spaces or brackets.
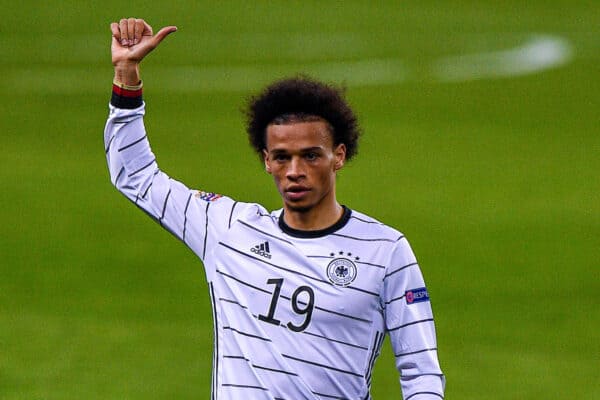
110,18,177,85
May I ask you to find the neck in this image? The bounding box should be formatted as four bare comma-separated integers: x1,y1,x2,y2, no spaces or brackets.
283,201,344,231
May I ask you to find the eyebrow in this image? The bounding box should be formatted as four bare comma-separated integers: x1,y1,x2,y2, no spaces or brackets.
268,146,324,154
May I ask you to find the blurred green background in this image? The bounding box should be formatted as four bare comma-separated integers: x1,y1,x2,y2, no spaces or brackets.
1,1,598,399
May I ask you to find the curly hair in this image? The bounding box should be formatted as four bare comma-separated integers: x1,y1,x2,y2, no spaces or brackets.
245,76,361,161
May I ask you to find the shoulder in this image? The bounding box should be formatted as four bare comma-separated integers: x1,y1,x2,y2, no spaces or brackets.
344,209,418,267
191,191,271,225
344,208,405,243
213,196,275,228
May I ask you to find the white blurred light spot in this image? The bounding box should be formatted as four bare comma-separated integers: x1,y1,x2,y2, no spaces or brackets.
432,35,573,82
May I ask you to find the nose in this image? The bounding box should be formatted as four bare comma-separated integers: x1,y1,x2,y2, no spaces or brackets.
286,156,305,180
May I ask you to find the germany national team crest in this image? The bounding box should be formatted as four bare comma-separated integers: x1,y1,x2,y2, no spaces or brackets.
327,258,357,287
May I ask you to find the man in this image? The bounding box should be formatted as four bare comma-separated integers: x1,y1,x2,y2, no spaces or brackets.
105,17,445,400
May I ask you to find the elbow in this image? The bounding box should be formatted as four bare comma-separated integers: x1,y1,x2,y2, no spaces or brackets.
110,166,140,201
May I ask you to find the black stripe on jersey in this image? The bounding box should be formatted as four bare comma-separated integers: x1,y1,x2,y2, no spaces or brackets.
338,285,377,297
216,268,372,324
221,383,268,391
365,332,380,382
218,242,378,298
114,167,125,185
310,303,372,323
136,170,159,204
384,262,418,279
158,188,171,226
223,354,249,361
225,353,302,377
312,391,352,400
228,201,238,228
395,347,437,358
258,210,275,218
209,283,219,400
301,330,369,351
138,183,151,203
331,232,398,243
217,269,271,294
182,192,192,242
384,293,407,305
365,331,384,385
307,256,386,270
282,353,363,377
356,260,385,269
219,297,249,309
388,318,434,332
223,326,272,342
350,215,383,225
405,391,443,400
370,334,385,386
238,220,293,245
252,363,299,376
105,134,115,154
127,158,155,177
117,134,147,152
202,202,210,259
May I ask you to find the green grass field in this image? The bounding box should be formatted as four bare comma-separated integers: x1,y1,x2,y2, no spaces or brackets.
1,1,599,399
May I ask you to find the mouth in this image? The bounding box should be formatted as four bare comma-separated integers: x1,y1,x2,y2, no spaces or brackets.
285,186,310,201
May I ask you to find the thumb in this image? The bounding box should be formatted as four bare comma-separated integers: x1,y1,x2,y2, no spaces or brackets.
152,26,178,46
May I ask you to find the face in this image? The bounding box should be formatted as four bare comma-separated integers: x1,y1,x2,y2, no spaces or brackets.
263,120,346,214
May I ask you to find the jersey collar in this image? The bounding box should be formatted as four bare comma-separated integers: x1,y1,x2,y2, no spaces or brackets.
278,205,352,238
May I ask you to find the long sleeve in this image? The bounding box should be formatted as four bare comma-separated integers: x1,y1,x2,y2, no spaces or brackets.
383,238,445,399
103,88,241,267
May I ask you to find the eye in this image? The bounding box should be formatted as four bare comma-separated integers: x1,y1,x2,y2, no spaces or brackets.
304,152,318,161
272,153,289,162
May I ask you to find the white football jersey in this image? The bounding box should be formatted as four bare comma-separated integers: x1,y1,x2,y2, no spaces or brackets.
105,102,445,400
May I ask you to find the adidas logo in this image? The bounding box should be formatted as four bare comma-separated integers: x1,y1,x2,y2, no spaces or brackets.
251,241,272,259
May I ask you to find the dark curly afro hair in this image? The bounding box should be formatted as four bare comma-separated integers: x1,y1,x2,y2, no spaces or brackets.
245,76,361,161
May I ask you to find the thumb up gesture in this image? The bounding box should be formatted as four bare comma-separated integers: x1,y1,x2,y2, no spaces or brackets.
110,18,177,85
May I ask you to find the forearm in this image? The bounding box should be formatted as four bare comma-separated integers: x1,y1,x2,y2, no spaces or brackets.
104,92,154,201
392,322,445,399
114,63,141,86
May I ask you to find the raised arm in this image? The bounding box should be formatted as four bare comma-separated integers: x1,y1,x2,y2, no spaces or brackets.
104,19,240,265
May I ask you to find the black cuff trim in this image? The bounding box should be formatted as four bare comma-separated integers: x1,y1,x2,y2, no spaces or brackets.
111,92,143,109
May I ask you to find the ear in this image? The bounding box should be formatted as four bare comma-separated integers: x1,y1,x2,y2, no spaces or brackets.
333,143,346,171
263,149,272,173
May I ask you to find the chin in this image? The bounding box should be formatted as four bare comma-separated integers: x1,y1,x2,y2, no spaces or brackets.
285,203,313,213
